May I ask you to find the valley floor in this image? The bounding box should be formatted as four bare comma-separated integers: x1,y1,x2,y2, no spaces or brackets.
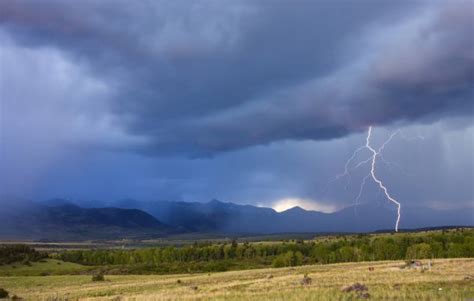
1,258,473,300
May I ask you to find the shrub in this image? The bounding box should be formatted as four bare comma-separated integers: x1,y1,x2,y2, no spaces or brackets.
272,251,304,268
406,243,432,259
0,288,9,298
92,274,105,282
272,252,290,268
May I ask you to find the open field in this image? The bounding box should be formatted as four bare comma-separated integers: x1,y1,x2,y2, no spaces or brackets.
1,258,473,300
0,259,92,277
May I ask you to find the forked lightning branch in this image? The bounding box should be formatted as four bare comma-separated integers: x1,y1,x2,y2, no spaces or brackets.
334,126,410,232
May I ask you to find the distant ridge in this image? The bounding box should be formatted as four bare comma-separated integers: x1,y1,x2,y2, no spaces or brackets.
2,197,472,240
70,198,474,234
0,198,174,240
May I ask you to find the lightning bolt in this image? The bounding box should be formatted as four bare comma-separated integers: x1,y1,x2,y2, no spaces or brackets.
324,126,424,231
365,126,401,232
330,146,367,188
328,126,408,232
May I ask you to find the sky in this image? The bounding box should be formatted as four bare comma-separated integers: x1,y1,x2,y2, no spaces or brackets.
0,0,473,212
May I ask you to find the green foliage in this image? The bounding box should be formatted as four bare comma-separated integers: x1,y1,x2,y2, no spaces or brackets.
92,273,105,281
272,251,303,268
54,229,474,275
0,245,48,265
406,243,432,259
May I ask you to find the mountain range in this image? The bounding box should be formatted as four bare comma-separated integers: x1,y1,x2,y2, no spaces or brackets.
0,198,173,240
1,197,472,240
102,199,474,233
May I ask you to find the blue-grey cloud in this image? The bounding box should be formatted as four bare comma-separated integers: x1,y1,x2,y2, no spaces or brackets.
0,0,473,210
1,0,472,157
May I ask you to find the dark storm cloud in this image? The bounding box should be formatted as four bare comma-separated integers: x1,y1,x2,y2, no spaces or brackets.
0,0,473,158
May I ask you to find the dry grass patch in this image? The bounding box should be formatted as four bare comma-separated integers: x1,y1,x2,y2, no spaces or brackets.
0,258,472,300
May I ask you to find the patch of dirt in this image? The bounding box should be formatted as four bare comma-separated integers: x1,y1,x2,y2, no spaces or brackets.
341,283,368,293
341,283,370,299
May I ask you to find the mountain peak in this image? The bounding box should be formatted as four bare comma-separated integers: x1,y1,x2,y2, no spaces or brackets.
283,206,306,213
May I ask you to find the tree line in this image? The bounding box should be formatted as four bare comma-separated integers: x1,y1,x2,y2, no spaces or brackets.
0,245,48,265
56,229,474,273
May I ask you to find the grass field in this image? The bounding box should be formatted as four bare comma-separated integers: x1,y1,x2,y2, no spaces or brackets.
1,258,473,300
0,259,92,276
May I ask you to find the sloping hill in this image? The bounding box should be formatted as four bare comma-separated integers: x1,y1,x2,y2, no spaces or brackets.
0,199,173,240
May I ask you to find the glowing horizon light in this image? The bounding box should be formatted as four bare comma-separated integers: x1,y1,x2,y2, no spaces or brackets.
271,198,337,213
